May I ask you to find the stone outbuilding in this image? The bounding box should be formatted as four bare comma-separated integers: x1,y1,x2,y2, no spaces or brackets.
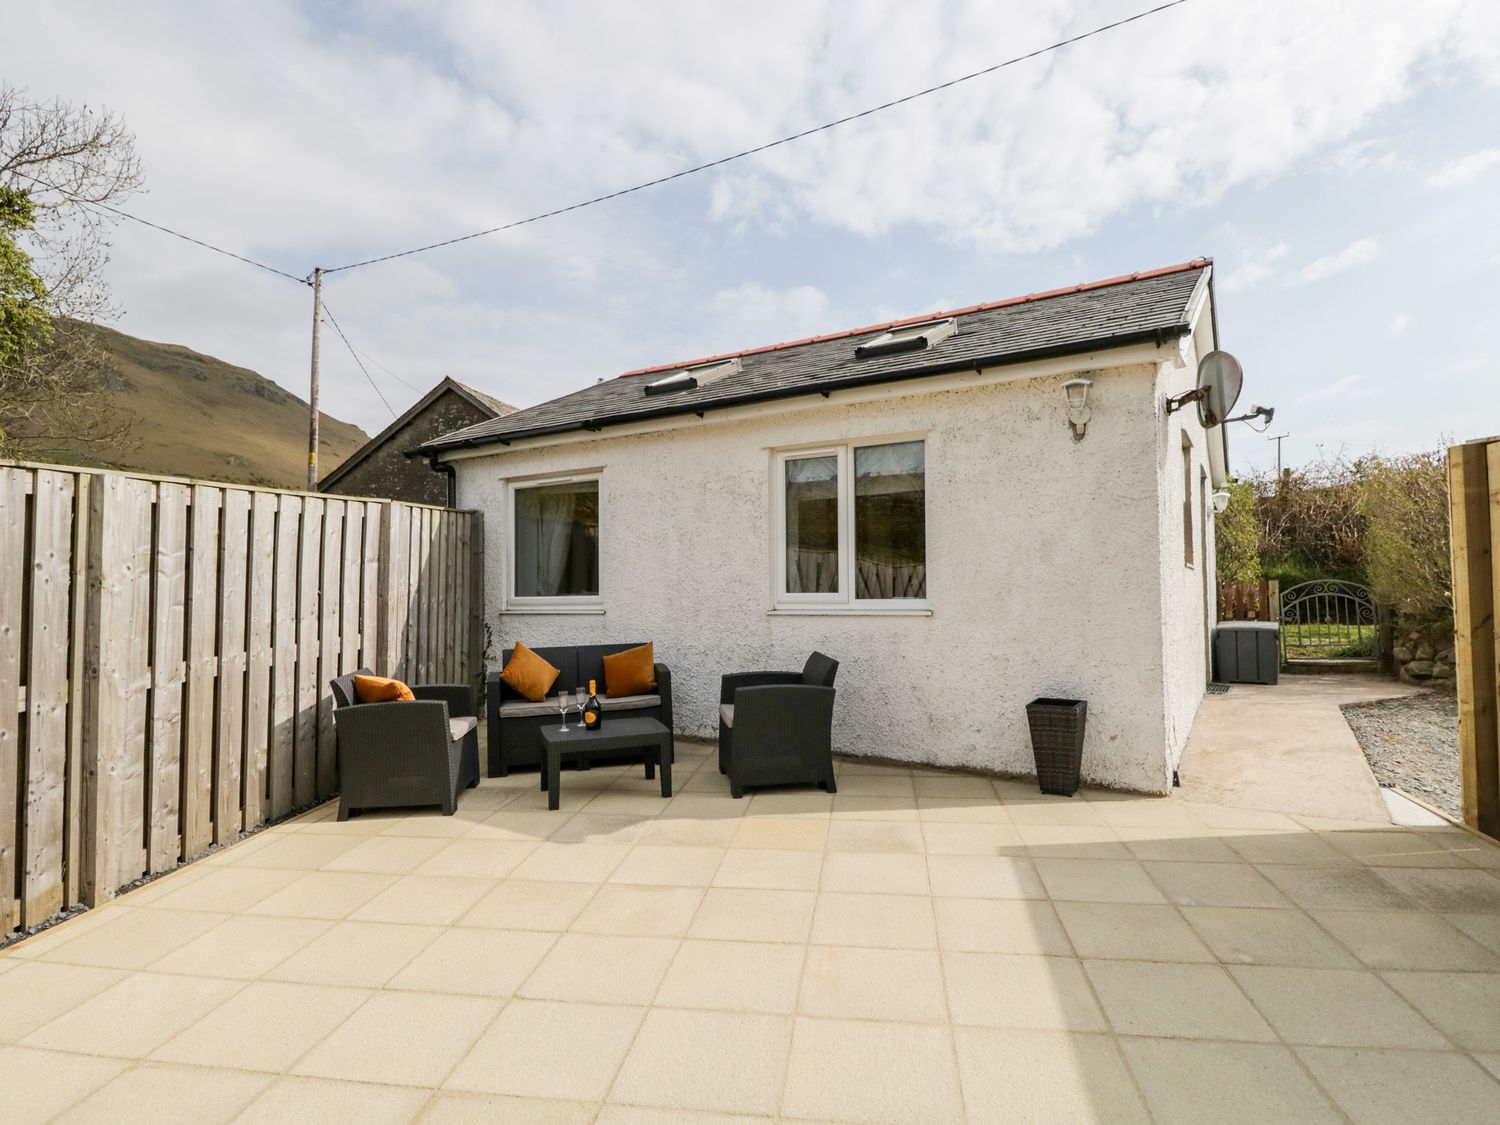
319,377,513,505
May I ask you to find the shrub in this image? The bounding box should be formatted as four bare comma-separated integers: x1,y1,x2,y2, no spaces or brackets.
1358,451,1451,631
1246,458,1367,584
1214,479,1262,583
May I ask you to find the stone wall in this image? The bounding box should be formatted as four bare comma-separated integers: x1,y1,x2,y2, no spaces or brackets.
1393,630,1456,686
323,389,494,505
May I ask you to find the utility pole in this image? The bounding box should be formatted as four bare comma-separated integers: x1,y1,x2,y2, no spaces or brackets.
306,267,323,492
1268,431,1291,493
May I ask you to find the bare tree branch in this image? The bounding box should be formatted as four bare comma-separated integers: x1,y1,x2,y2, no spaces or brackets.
0,84,143,459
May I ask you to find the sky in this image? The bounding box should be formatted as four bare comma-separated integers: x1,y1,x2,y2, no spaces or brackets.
8,0,1499,475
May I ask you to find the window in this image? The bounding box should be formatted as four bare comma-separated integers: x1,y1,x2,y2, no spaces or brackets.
1182,432,1194,567
855,318,957,359
776,438,927,608
511,476,600,603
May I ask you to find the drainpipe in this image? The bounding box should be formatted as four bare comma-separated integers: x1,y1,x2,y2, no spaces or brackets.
427,454,457,508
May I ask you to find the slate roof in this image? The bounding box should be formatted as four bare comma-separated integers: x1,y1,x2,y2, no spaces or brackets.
319,376,514,489
452,380,515,417
424,259,1212,453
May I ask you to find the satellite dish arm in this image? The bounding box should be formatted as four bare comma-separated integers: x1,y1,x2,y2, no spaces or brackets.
1224,405,1274,429
1165,386,1208,415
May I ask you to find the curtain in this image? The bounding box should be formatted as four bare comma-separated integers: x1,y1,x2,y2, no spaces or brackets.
514,481,596,598
535,490,577,597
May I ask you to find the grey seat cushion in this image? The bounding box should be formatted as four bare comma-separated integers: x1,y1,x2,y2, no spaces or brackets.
498,699,559,719
719,703,734,728
602,693,661,712
449,716,479,740
499,694,661,719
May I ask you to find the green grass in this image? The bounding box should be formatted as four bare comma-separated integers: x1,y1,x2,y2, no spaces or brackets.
1281,622,1376,661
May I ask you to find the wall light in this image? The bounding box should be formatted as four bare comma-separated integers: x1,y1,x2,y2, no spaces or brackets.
1062,377,1093,441
1212,490,1231,514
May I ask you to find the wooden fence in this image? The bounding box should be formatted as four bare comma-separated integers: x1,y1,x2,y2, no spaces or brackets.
1217,578,1280,622
0,461,482,937
1448,440,1500,840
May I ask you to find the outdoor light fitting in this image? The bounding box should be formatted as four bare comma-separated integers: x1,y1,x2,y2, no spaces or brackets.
1062,377,1093,441
1211,490,1231,514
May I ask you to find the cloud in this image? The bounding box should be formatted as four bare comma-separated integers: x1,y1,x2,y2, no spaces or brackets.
1285,238,1380,286
708,283,833,348
1299,373,1368,404
1426,147,1500,187
6,0,1500,435
1329,137,1403,177
1219,241,1290,292
1390,313,1411,334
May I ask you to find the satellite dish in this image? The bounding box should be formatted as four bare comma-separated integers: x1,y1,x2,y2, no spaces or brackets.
1196,351,1243,428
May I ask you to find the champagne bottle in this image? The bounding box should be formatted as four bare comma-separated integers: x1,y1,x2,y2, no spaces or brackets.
584,679,602,730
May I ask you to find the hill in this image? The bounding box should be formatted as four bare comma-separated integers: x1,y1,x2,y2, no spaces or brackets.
11,321,369,489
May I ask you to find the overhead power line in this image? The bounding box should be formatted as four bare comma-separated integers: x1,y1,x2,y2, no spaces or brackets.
88,199,309,285
9,170,306,285
320,301,397,417
344,338,423,392
323,0,1190,275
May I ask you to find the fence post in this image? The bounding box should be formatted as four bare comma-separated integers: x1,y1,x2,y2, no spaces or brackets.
0,468,27,932
79,474,118,906
1449,442,1499,838
377,501,399,678
467,511,485,702
64,472,91,909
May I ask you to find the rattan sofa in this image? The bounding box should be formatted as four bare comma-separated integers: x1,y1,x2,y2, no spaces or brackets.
487,643,673,776
718,652,839,798
329,669,480,819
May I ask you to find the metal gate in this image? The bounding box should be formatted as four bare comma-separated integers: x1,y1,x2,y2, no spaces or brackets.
1278,580,1379,662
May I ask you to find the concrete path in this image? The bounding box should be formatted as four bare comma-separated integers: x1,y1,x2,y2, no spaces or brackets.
1180,674,1423,823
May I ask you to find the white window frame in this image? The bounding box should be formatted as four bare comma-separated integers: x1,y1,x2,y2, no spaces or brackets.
506,471,603,612
771,436,929,613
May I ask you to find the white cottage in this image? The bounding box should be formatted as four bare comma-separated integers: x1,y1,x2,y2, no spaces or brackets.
424,259,1230,793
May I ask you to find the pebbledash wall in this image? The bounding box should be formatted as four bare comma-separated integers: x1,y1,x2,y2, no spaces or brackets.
451,346,1218,793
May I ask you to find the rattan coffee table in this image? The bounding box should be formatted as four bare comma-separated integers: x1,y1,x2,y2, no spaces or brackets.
538,715,672,811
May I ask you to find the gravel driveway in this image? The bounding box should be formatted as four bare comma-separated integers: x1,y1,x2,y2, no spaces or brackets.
1341,690,1460,819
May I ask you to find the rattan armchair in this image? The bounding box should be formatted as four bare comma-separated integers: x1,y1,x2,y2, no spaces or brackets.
718,652,839,798
329,669,481,819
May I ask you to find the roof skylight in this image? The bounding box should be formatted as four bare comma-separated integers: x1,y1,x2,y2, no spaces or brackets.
643,357,742,396
854,317,957,359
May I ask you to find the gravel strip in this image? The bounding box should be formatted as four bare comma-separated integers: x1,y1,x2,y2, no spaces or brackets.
1341,691,1460,820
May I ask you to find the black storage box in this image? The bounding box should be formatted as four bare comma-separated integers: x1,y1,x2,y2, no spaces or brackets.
1213,622,1280,685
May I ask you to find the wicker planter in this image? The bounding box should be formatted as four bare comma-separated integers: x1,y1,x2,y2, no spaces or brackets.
1025,697,1087,797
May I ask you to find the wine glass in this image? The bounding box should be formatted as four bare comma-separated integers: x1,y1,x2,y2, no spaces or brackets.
576,686,589,725
556,690,570,732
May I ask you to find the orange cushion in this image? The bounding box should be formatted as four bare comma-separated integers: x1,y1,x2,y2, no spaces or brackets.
499,641,561,702
353,674,415,703
603,643,657,698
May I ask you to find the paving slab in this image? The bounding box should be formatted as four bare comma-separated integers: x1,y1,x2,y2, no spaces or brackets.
3,736,1499,1122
